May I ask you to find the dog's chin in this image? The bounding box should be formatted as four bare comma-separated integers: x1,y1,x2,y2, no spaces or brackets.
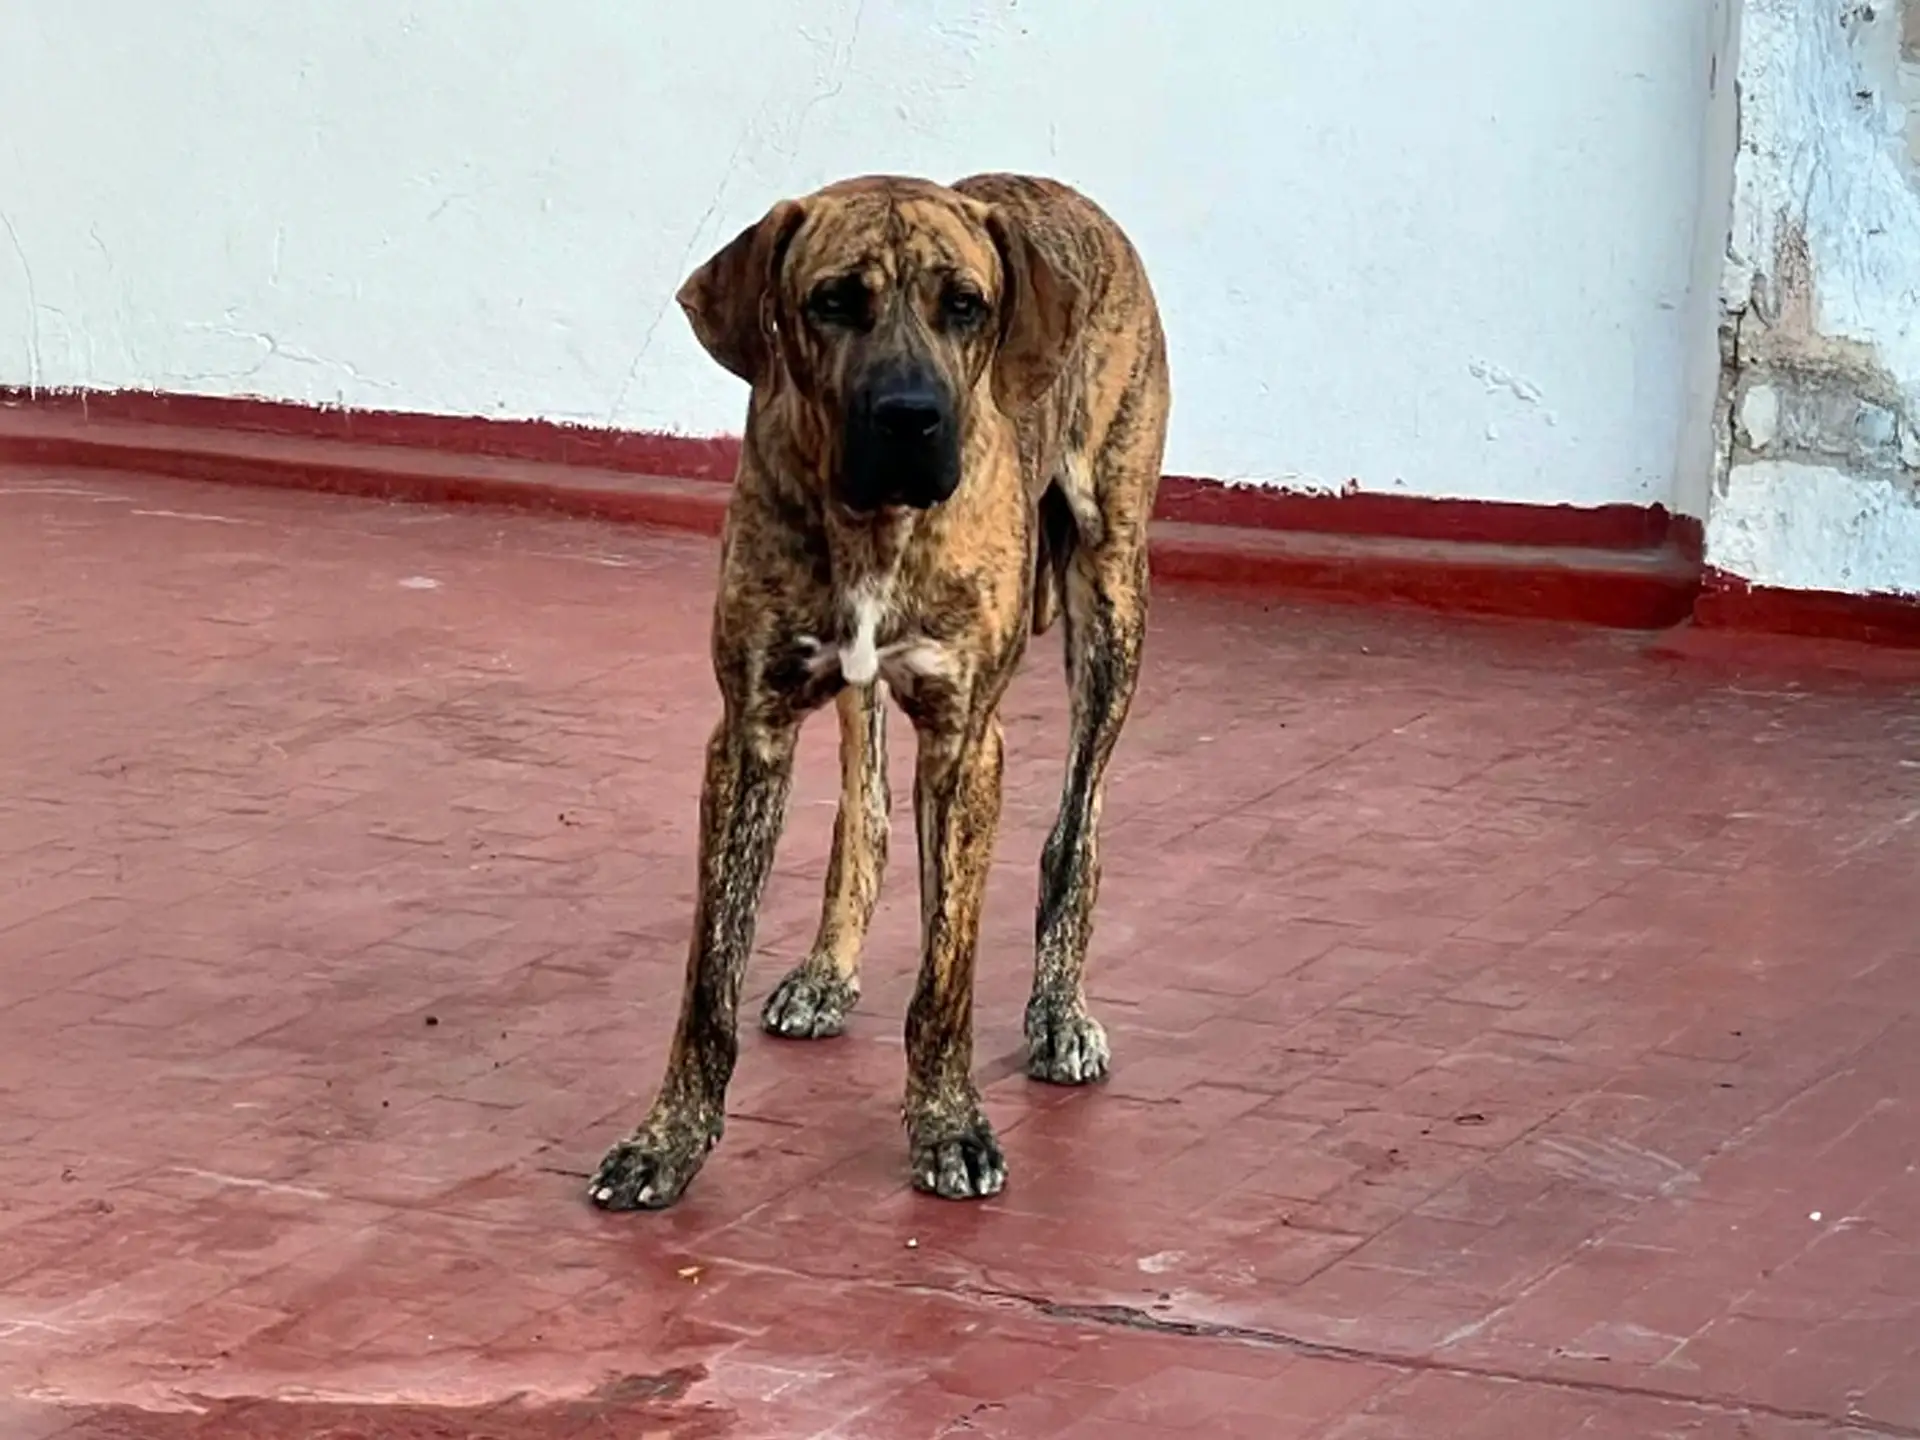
833,469,961,520
834,495,955,526
832,497,910,525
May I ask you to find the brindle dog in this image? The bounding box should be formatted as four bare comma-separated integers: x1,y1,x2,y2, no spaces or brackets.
588,173,1170,1208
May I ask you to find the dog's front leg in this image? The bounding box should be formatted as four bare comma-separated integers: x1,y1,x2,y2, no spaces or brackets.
589,710,799,1211
904,710,1008,1200
762,680,889,1039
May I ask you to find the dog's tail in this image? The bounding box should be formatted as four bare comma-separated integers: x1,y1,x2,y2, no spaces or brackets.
1031,481,1077,637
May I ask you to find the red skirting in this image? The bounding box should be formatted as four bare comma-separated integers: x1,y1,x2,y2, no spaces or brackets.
15,387,1911,642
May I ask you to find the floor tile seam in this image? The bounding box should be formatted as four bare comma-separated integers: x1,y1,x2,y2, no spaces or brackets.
893,1279,1920,1437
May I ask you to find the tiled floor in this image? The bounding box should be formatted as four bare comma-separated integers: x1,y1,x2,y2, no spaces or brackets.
1,468,1917,1439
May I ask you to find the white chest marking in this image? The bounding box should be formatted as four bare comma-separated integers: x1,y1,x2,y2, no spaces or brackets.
795,631,950,692
796,579,955,692
841,586,885,686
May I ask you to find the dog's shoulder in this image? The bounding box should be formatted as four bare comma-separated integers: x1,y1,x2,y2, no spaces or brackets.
954,174,1114,261
949,172,1103,222
951,174,1157,333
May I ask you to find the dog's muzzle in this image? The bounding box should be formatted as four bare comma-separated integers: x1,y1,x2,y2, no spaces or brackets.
839,369,961,514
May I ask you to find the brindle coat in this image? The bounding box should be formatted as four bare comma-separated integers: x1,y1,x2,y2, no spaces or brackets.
589,173,1170,1207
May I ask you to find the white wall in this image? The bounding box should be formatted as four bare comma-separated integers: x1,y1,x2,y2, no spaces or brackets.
1672,0,1745,525
1,2,1721,509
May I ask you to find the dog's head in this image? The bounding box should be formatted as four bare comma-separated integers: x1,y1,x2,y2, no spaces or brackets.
676,177,1078,515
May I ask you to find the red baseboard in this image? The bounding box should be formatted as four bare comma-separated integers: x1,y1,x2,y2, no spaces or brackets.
1693,571,1920,649
3,388,1701,553
0,387,1716,632
1155,475,1701,556
1,387,747,483
1151,523,1699,630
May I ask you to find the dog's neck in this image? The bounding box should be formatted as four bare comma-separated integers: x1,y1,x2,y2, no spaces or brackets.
744,385,1016,691
822,511,912,686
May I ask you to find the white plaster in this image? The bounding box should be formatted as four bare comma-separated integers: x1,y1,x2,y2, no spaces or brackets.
1725,0,1920,398
1467,359,1544,407
1899,55,1920,167
1707,460,1920,595
1716,0,1920,594
1737,384,1781,450
0,1,1720,509
1672,0,1745,524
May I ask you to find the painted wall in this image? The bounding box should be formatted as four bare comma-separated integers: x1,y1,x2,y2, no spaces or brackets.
1672,0,1745,526
1713,0,1920,597
1,2,1722,509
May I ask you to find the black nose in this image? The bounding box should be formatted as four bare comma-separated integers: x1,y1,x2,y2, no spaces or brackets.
871,391,944,441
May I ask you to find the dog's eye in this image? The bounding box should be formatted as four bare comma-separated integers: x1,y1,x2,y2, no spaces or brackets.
807,278,868,327
942,288,989,327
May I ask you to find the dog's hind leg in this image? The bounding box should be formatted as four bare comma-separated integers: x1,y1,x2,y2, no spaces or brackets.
1026,433,1162,1085
762,682,890,1038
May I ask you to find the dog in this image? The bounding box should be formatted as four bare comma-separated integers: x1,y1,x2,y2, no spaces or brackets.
588,173,1170,1208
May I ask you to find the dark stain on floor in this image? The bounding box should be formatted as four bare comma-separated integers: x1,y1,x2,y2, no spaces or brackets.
39,1367,728,1439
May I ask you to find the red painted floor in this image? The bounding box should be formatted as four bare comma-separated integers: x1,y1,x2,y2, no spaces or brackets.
1,468,1917,1440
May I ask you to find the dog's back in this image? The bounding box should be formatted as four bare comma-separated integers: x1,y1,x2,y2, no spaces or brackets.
952,174,1170,636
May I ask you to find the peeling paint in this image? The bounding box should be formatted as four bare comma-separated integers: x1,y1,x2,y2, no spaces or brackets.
1715,0,1920,595
1709,459,1920,595
1467,359,1545,407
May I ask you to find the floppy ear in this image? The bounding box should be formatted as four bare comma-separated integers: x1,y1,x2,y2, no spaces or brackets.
985,209,1080,415
675,199,807,384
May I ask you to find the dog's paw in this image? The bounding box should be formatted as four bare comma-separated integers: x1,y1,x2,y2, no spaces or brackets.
1025,1002,1111,1086
909,1110,1008,1201
761,965,859,1039
586,1118,718,1212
